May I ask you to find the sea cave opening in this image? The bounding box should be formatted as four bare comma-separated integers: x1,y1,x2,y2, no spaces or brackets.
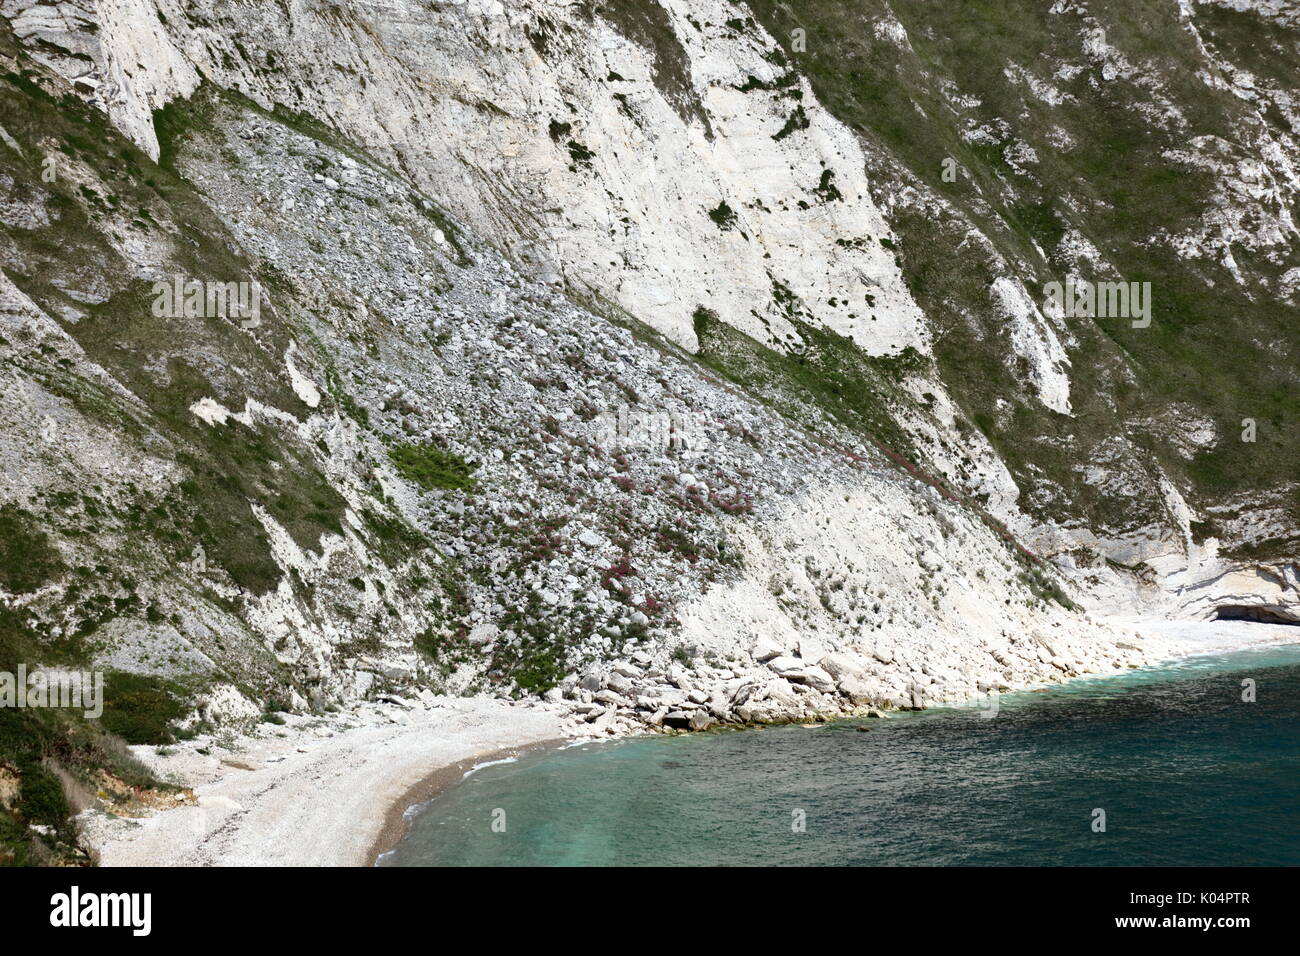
1212,605,1300,625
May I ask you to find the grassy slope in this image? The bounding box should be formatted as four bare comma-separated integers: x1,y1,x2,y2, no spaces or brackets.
740,0,1299,551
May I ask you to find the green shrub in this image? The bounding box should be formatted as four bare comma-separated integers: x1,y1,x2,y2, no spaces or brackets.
0,505,65,594
413,627,440,661
0,807,31,866
388,443,478,492
707,200,738,230
16,761,68,826
99,673,188,745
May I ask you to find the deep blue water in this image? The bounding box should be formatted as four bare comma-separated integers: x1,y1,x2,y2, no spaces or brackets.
380,644,1300,866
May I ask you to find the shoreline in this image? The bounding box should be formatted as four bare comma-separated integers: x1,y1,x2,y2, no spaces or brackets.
367,620,1300,866
79,619,1299,867
78,697,586,867
368,737,571,866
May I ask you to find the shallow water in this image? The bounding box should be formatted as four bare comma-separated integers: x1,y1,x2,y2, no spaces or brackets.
380,644,1300,866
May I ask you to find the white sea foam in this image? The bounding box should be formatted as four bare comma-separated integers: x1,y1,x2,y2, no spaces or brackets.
463,756,517,778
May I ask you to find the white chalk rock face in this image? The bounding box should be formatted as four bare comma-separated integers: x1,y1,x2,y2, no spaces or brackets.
192,683,262,728
990,276,1072,415
751,633,785,662
5,0,928,358
3,0,200,161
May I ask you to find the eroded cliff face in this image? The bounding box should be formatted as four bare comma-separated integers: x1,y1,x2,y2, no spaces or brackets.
8,0,932,357
0,0,1297,757
735,0,1300,589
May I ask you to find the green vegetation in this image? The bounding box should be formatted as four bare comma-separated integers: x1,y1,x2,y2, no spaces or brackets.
692,306,922,460
14,762,67,827
98,672,189,745
361,502,430,564
0,505,65,594
566,139,596,168
772,105,810,141
707,200,738,230
507,646,567,695
388,442,478,492
1021,570,1079,612
1,606,171,864
596,0,712,135
325,367,370,427
490,589,603,695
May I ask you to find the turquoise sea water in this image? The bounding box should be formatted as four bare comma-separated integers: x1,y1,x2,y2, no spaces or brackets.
380,644,1300,866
